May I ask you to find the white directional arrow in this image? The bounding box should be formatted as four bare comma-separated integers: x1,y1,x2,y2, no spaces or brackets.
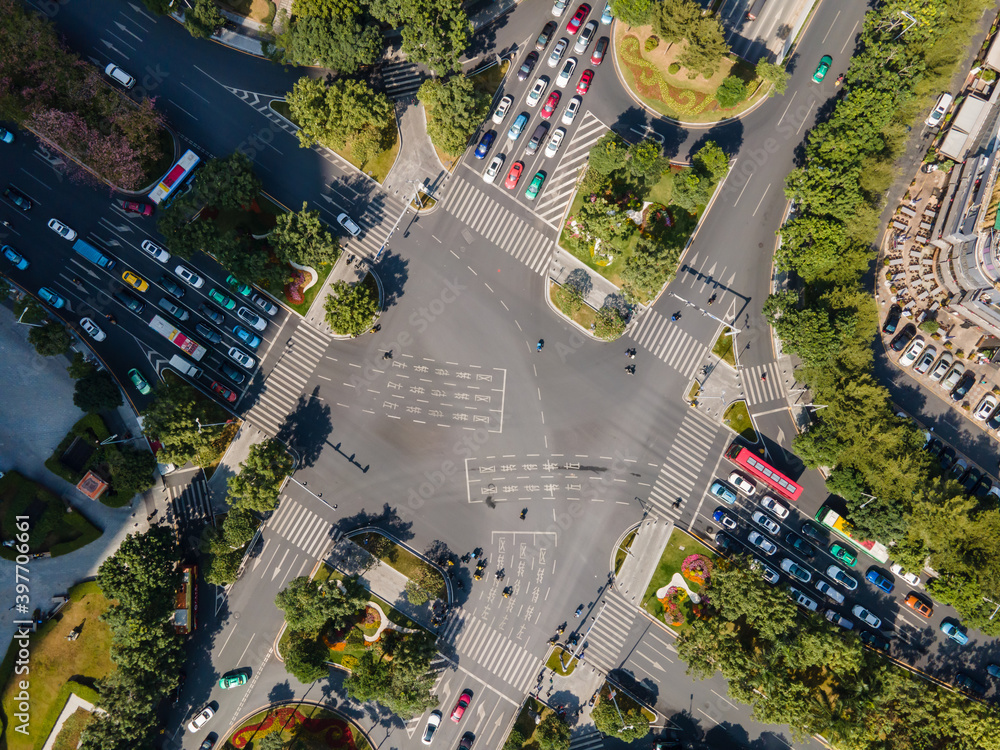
101,40,129,59
485,714,503,745
115,21,143,42
128,1,159,21
725,298,738,323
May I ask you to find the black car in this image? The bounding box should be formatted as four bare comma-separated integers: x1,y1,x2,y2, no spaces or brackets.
200,304,225,325
939,446,956,470
800,522,823,543
517,51,539,81
924,436,944,456
785,532,815,559
882,304,902,334
955,672,986,695
535,21,557,50
889,324,916,352
974,476,994,500
195,323,222,344
160,276,185,299
220,362,246,385
3,186,31,212
951,371,975,401
961,467,981,494
859,630,890,652
113,289,145,313
715,531,735,554
987,409,1000,432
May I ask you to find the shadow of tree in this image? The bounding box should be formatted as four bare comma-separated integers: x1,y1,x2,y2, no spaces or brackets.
276,386,334,470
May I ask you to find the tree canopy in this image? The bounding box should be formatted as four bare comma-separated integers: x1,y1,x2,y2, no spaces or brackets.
275,574,367,632
28,321,71,357
226,439,293,512
141,381,222,466
271,202,341,267
399,0,471,76
324,279,381,336
418,75,490,156
344,630,439,719
74,369,123,413
275,16,382,72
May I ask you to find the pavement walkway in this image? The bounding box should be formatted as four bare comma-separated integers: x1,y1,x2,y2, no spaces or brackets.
549,248,624,320
614,517,674,606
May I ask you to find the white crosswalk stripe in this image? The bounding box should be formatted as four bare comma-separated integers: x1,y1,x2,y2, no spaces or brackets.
626,309,710,379
269,496,336,558
381,61,427,99
647,409,722,518
569,729,604,750
533,111,609,228
166,477,211,526
581,588,638,670
742,362,784,405
439,611,541,692
245,322,332,437
441,178,554,274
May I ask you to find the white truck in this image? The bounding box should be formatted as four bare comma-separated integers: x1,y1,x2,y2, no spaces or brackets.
168,354,202,379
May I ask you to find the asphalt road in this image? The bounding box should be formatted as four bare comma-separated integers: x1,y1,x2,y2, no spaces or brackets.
6,1,997,749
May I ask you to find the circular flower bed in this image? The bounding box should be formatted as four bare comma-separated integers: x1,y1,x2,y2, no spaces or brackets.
658,586,687,626
682,554,713,586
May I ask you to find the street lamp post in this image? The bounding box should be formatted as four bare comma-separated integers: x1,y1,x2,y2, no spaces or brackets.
286,475,338,512
196,418,232,433
99,434,147,446
859,493,877,509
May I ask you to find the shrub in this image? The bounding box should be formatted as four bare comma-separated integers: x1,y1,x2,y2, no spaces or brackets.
716,75,748,108
645,35,659,52
919,319,939,334
668,62,681,74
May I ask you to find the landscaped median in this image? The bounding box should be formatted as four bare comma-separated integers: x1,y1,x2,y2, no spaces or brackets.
641,530,716,631
222,702,372,750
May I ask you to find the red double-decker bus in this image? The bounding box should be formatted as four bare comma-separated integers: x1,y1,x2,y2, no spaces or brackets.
725,443,803,501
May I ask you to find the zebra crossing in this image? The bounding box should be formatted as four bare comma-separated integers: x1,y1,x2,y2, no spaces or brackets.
626,309,711,379
165,477,212,526
442,178,554,274
580,588,638,671
439,611,541,692
380,61,426,99
533,111,608,228
245,322,331,437
268,495,336,559
569,728,604,750
742,361,785,406
647,409,722,517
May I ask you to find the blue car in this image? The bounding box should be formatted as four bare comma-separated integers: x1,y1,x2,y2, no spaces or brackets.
38,287,65,308
232,325,261,350
941,620,969,645
0,127,13,144
2,244,28,270
474,130,496,159
709,481,737,504
712,509,737,530
507,113,529,141
865,568,894,593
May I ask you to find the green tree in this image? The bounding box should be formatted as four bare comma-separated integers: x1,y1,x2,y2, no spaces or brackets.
418,75,490,156
204,548,242,586
139,0,172,13
278,16,382,72
97,525,180,621
595,306,627,341
577,196,632,244
226,440,293,512
692,141,729,183
503,730,526,750
535,714,571,750
367,0,405,24
756,59,790,95
324,279,380,336
627,139,668,182
28,321,71,357
271,203,341,267
294,0,363,17
221,508,259,548
652,0,701,43
591,691,650,742
587,132,629,177
715,75,747,107
677,16,729,78
106,447,157,499
193,152,262,211
284,631,329,682
345,630,438,718
141,381,220,466
73,369,123,413
275,574,367,632
156,195,229,260
14,297,45,324
184,0,224,38
67,352,96,380
610,0,656,26
672,169,711,211
400,0,470,75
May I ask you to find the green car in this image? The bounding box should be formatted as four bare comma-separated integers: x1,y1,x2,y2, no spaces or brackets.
128,368,151,395
525,171,545,201
226,274,252,297
829,543,857,567
219,671,248,689
812,54,832,83
208,287,237,310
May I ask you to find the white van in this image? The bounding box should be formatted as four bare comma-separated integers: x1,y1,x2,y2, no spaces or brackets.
925,93,953,128
105,63,135,89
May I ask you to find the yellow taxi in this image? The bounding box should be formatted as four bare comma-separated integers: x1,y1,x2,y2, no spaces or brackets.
121,270,148,292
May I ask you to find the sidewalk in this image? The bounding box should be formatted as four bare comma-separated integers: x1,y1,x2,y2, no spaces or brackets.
615,517,674,604
549,249,624,316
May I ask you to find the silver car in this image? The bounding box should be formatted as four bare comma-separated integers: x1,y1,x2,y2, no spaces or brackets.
545,127,566,157
748,531,777,556
547,38,568,67
236,306,267,331
574,20,598,54
852,605,881,629
751,511,780,536
556,58,577,88
928,352,953,381
492,95,513,124
526,76,548,106
940,362,965,390
814,579,845,604
228,346,256,369
914,345,937,374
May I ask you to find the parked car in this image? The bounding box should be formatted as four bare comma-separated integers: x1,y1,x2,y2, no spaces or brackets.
551,0,567,16
859,630,891,652
925,92,954,127
914,346,937,374
954,672,986,695
492,95,513,124
541,91,561,119
924,436,944,456
747,530,777,556
889,323,916,352
941,619,969,645
781,558,812,583
826,565,858,590
751,511,780,535
518,51,539,81
752,558,780,584
974,393,998,421
961,467,981,493
951,371,976,401
788,586,818,610
576,69,594,95
712,508,737,530
899,336,925,366
474,130,497,158
865,569,894,593
715,531,736,553
814,579,845,605
829,543,857,567
940,361,965,390
785,532,815,559
422,711,443,744
600,1,613,23
47,218,76,240
758,494,788,518
851,605,881,629
928,352,954,381
882,304,901,333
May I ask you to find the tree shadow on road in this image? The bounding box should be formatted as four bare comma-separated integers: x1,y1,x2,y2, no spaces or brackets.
276,386,333,470
375,248,409,308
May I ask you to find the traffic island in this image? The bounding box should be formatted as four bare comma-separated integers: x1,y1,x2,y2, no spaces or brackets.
723,400,758,443
641,532,716,631
545,645,579,677
711,326,736,366
223,702,372,750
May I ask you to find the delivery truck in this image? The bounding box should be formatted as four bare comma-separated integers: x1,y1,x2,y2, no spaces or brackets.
168,354,202,379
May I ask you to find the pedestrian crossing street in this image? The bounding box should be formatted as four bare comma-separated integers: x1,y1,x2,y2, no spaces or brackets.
647,409,722,518
267,495,336,559
442,178,555,275
626,309,711,379
569,728,605,750
165,476,211,526
742,361,786,406
439,610,541,693
581,588,638,672
533,111,608,228
245,322,331,437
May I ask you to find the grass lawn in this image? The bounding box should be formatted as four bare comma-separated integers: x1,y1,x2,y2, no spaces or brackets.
0,471,102,560
223,703,369,750
411,192,438,210
549,281,598,331
615,530,637,574
687,380,700,404
50,705,94,750
470,59,511,100
286,260,333,317
0,581,113,750
354,532,447,598
712,326,736,366
270,100,399,184
614,24,768,123
597,682,657,724
641,531,716,631
506,698,555,750
646,167,674,207
723,400,758,443
545,646,578,677
218,0,275,22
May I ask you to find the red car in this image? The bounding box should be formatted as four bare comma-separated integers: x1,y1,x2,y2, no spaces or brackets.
576,70,594,95
541,91,561,119
591,36,608,65
121,200,153,215
211,381,238,402
566,3,590,34
451,690,472,722
504,162,524,189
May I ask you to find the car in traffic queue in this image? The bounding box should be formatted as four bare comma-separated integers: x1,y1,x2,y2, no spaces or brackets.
812,54,832,83
525,172,546,200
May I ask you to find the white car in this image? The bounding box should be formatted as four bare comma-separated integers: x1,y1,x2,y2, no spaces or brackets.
551,0,567,16
781,557,812,583
890,563,920,586
236,306,267,331
545,127,566,157
825,609,854,630
974,393,998,421
251,292,278,316
187,706,214,732
747,530,777,556
928,352,954,382
899,336,925,366
751,510,780,535
79,317,106,342
337,212,361,237
758,494,788,518
422,710,442,745
826,565,858,590
925,92,953,128
140,239,170,263
913,346,937,374
47,218,77,241
814,579,845,605
561,95,582,125
752,558,780,584
174,265,204,288
852,605,881,629
940,362,965,390
728,471,756,496
526,76,548,106
105,63,135,89
789,587,818,611
228,346,256,369
484,155,504,184
492,95,513,124
555,58,577,88
548,38,568,67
